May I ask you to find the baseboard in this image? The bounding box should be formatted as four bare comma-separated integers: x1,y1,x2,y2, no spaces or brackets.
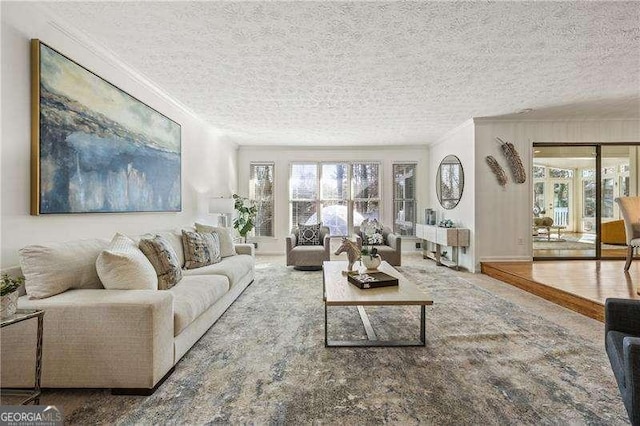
111,367,175,396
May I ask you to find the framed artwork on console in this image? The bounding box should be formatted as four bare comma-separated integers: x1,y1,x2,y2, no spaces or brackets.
30,39,181,215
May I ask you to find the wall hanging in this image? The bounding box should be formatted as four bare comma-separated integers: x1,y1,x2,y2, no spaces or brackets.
30,39,181,215
496,137,526,184
485,156,508,188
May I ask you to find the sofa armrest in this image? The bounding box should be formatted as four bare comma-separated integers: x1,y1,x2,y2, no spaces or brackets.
235,243,255,256
1,289,174,389
323,235,331,258
387,233,401,252
606,298,640,336
286,234,297,253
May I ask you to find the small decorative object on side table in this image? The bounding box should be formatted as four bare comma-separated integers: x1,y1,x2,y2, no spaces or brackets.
1,309,45,405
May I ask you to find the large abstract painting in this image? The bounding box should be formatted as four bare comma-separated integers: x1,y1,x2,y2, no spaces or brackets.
30,39,181,214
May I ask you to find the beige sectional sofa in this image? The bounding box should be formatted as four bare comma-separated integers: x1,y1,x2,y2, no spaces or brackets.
0,228,254,394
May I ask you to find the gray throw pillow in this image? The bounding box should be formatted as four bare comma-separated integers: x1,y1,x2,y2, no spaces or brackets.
298,223,322,246
181,230,221,269
139,235,183,290
194,222,236,258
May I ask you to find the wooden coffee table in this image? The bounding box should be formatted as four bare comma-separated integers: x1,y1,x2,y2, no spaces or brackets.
323,260,433,347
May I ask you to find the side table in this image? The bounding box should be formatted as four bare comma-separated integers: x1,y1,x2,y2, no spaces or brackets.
1,309,45,405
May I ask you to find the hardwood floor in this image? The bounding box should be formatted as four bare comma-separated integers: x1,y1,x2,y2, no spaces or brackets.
481,260,640,321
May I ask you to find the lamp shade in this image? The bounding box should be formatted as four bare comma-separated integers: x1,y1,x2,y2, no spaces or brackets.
208,198,235,214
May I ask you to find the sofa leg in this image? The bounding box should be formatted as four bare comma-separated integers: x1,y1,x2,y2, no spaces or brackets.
111,367,174,396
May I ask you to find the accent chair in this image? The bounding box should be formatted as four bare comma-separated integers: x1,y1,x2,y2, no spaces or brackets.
285,225,330,270
615,197,640,271
354,224,401,266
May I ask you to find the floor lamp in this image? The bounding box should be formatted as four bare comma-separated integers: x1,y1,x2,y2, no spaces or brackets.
209,198,235,228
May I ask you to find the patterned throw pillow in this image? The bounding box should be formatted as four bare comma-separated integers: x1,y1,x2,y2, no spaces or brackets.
298,223,322,246
194,222,236,258
360,219,385,245
181,230,221,269
139,235,183,290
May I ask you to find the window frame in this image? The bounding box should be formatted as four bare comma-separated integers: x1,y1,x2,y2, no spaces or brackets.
289,161,382,236
392,163,417,236
249,162,275,237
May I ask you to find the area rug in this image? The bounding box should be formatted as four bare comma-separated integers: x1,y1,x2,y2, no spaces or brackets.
53,257,626,425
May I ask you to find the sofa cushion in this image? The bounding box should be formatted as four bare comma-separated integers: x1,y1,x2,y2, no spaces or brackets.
195,223,236,258
96,233,158,290
19,238,109,299
139,235,182,290
182,230,221,269
182,254,254,288
169,275,230,336
298,223,322,245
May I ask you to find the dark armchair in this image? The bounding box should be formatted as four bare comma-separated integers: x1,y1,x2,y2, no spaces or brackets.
285,226,330,270
605,298,640,425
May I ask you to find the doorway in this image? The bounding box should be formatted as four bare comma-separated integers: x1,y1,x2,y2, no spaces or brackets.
533,143,640,260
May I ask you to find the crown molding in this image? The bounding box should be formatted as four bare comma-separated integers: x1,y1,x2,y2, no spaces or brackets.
32,3,204,125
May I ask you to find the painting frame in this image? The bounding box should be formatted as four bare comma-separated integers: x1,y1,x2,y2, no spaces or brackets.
30,39,182,215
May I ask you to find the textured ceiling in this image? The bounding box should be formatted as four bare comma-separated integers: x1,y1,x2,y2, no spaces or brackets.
39,2,640,146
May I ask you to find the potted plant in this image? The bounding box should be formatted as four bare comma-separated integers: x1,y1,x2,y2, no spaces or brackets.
1,274,24,319
360,246,381,270
232,194,258,243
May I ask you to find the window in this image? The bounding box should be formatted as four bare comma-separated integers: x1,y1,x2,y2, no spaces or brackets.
289,162,380,235
290,163,318,229
352,163,380,228
250,163,274,237
321,163,349,236
533,166,546,179
548,168,573,179
393,163,416,236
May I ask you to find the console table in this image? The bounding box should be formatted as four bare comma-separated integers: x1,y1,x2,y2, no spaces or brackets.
1,309,45,405
415,224,470,270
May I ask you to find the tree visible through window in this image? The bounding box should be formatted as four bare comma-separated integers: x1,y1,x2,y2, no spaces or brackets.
250,163,274,237
393,163,416,236
289,162,380,235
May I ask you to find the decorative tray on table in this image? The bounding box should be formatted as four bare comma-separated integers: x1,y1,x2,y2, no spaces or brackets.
347,271,399,289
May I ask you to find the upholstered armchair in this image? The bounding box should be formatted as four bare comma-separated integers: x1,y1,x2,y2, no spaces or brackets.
354,224,401,266
605,298,640,425
615,197,640,271
285,225,330,270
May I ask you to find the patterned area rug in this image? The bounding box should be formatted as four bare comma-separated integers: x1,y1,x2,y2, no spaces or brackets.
48,256,627,424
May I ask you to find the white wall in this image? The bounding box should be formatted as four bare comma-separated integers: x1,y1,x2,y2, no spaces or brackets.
428,120,476,271
0,3,238,267
474,119,640,269
237,145,429,254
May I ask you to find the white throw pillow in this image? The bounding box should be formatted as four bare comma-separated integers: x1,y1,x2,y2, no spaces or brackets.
194,222,236,258
96,233,158,290
19,238,109,299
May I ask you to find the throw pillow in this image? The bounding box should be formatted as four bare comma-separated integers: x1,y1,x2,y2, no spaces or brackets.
96,233,158,290
182,230,221,269
19,238,109,299
298,223,322,246
360,219,385,245
139,235,183,290
194,222,236,258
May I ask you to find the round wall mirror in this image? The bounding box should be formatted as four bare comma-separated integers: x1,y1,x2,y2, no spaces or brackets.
436,155,464,210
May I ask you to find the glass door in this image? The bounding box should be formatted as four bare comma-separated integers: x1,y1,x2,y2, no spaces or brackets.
600,146,635,258
533,146,596,258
